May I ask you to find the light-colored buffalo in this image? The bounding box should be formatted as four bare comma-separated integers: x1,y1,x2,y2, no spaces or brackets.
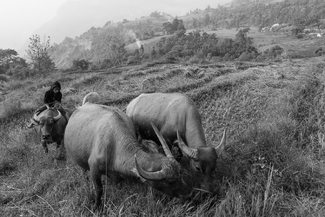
64,92,192,207
27,108,67,159
126,92,226,193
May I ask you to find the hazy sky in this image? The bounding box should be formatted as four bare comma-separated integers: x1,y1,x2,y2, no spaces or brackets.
1,0,231,52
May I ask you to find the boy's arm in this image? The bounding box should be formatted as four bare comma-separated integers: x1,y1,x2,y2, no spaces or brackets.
57,92,62,103
44,91,51,104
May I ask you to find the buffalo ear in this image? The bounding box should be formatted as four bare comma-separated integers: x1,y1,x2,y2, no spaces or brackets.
28,118,40,128
27,122,34,128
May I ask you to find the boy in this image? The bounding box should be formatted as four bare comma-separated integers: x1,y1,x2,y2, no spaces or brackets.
35,81,68,121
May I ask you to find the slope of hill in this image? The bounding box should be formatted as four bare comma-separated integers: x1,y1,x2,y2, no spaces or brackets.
18,0,116,56
18,0,234,56
1,54,325,215
49,14,173,69
48,0,325,69
182,0,325,30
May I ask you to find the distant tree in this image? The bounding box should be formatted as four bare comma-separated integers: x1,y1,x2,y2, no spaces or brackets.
133,49,140,56
100,59,113,69
26,34,55,73
140,45,144,54
306,15,325,30
176,30,186,37
109,42,127,65
150,47,157,59
72,59,90,70
162,18,186,35
205,5,211,11
172,18,180,31
0,49,29,77
149,11,162,18
177,19,186,31
204,13,211,26
0,49,18,70
291,25,305,36
192,18,198,29
162,22,173,34
104,21,112,27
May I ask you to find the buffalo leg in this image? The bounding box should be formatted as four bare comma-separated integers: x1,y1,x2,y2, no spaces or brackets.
41,142,48,154
55,141,66,160
90,166,103,208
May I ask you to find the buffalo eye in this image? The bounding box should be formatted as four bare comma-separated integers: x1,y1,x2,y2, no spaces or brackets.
193,162,202,173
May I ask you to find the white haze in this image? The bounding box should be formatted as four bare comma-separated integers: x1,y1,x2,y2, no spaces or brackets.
0,0,232,55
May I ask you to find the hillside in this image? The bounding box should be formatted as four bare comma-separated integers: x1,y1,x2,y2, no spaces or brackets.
50,14,172,69
49,0,325,69
182,0,325,30
19,0,235,56
2,51,325,215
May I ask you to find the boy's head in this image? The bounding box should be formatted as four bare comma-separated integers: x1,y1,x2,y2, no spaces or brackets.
53,87,60,93
52,81,61,93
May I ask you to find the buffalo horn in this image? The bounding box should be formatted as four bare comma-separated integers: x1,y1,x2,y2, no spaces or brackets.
176,130,198,159
53,110,62,122
32,118,40,125
150,122,174,159
135,154,167,180
215,129,226,156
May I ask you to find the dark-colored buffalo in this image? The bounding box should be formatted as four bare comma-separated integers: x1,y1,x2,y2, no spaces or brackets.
64,92,192,207
126,92,226,193
27,108,67,160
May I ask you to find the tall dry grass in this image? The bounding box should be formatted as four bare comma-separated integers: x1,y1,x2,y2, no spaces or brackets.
1,59,325,216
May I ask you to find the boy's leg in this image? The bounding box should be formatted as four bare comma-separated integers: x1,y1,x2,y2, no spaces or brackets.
58,108,69,123
35,105,47,116
27,105,47,128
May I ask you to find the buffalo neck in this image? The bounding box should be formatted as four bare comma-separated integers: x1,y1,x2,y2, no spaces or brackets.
185,118,207,148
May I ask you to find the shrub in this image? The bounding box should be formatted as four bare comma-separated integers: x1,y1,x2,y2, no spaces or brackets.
296,33,304,39
90,63,100,71
127,55,141,65
187,56,201,64
238,52,254,61
0,74,8,82
263,45,284,59
72,59,91,70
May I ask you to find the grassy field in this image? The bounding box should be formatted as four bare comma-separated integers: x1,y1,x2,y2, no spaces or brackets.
1,30,325,216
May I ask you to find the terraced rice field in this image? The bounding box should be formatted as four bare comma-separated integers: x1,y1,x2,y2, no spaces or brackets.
1,58,325,216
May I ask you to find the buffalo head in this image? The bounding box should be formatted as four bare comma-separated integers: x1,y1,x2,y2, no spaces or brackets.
28,110,62,153
176,129,226,193
134,123,192,201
